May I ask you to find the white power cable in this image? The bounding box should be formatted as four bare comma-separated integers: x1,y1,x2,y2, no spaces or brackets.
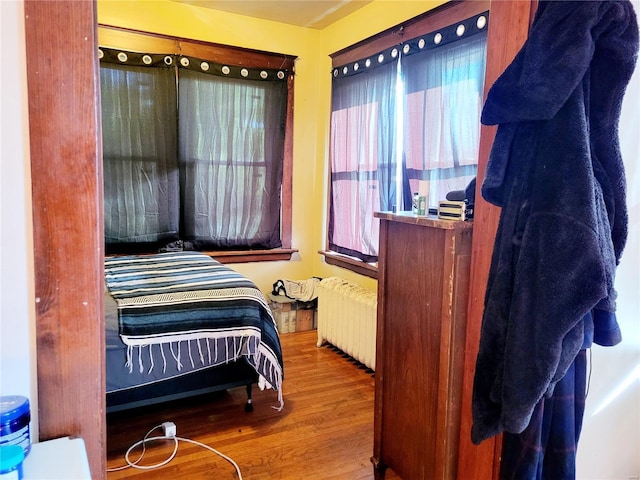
107,424,171,472
106,423,243,479
124,436,179,470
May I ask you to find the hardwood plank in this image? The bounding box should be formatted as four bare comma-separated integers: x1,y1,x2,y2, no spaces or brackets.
107,332,401,480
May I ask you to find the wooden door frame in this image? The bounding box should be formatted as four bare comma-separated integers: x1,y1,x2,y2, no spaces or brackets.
457,1,537,478
24,1,105,477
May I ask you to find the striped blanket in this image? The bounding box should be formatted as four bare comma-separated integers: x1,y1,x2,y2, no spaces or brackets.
104,251,283,409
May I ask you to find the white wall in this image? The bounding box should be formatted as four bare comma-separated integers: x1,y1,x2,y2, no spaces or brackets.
576,2,640,478
0,0,38,436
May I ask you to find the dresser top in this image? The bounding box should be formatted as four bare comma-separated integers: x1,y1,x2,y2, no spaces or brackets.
374,211,474,231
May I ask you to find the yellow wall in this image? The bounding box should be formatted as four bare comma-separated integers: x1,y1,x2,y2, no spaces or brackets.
97,0,446,294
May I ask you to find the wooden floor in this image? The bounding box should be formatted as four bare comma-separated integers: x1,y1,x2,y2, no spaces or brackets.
106,330,401,479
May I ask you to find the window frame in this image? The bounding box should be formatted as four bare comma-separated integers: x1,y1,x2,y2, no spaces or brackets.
323,0,491,277
98,25,297,263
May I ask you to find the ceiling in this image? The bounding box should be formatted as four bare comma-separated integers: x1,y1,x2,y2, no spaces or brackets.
172,0,374,29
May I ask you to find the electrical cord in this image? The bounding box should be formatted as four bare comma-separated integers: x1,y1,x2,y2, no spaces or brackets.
106,424,173,472
106,423,243,479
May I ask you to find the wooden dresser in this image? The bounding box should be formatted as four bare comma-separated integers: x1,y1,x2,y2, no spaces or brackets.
372,212,473,479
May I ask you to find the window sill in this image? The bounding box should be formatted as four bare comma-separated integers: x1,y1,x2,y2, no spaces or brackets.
319,250,378,279
206,248,298,264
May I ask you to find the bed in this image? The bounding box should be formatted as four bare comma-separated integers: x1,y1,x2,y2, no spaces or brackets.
104,251,283,413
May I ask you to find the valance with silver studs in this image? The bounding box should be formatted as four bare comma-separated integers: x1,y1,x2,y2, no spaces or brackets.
99,47,289,82
332,11,489,79
333,43,401,79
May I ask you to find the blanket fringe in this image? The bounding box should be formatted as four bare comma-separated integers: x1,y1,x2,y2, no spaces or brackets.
160,343,167,373
169,342,183,371
123,336,263,373
188,340,194,369
122,335,284,409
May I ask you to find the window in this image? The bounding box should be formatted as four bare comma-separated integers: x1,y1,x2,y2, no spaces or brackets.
329,47,398,262
402,32,487,208
177,65,287,250
99,29,296,259
327,6,488,266
101,52,179,249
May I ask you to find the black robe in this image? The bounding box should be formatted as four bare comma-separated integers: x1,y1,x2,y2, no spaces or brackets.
472,0,639,445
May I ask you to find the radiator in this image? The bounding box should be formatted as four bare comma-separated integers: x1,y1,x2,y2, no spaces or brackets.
316,277,378,370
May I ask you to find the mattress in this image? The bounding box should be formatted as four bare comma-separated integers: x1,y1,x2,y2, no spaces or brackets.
104,252,283,412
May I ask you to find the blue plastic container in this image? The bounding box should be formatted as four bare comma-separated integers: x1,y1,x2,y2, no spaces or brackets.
0,445,24,480
0,397,30,458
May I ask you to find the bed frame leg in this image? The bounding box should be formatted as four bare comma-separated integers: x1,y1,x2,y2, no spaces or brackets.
244,383,254,412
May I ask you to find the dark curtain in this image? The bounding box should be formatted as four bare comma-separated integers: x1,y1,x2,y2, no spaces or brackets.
329,51,398,261
402,30,487,209
100,55,179,252
100,48,289,253
328,13,488,262
178,68,287,249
